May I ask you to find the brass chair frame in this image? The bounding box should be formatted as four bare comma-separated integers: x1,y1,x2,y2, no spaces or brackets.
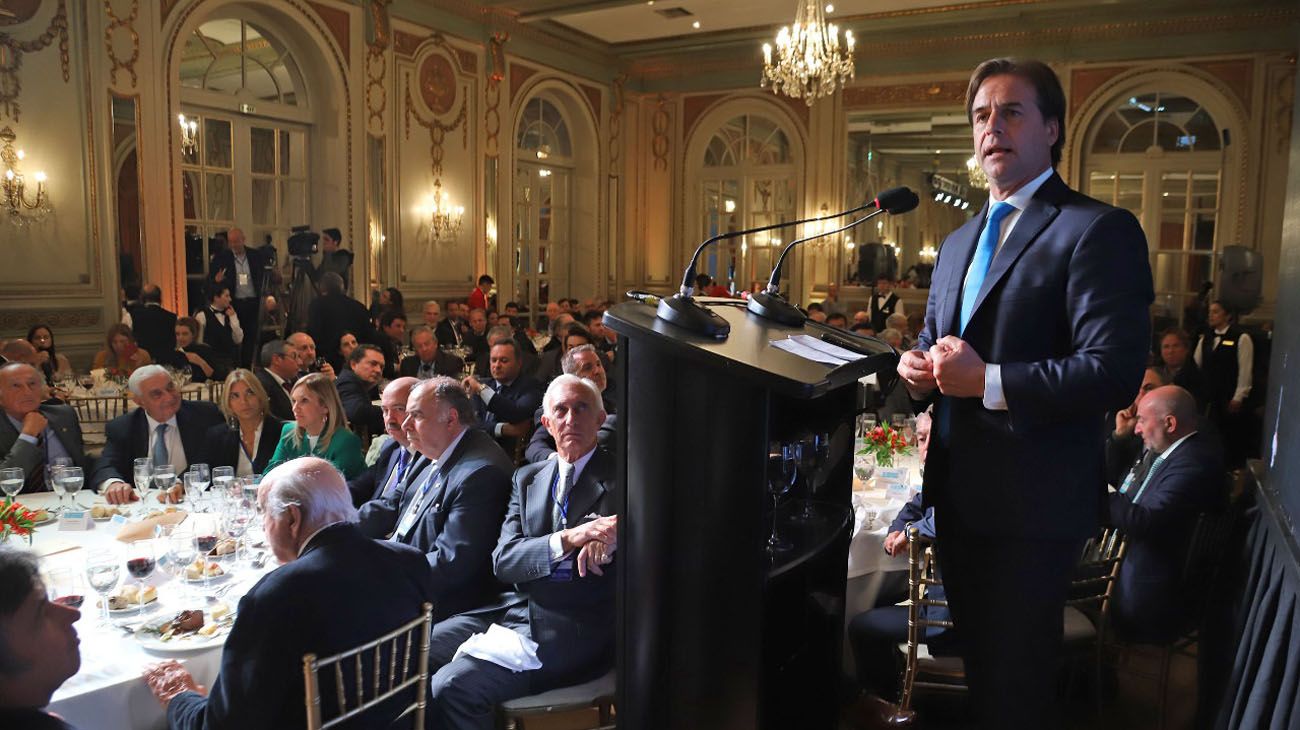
303,602,433,730
890,528,960,725
1062,527,1127,712
70,394,128,425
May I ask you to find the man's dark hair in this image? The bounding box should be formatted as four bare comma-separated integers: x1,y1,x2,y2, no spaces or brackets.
966,57,1066,166
694,273,713,289
468,307,487,319
379,310,407,330
582,310,603,326
177,316,200,338
826,312,848,327
1160,327,1192,348
141,284,163,304
320,272,346,296
0,547,41,672
207,283,231,302
123,283,141,301
806,302,825,313
504,301,519,311
349,343,383,366
850,323,876,336
478,275,494,286
490,338,521,361
564,323,593,346
323,227,342,242
260,339,294,367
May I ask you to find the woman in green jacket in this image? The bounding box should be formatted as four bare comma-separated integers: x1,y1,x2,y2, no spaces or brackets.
265,372,366,479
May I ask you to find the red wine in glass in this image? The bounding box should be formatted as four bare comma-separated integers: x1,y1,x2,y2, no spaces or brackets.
127,557,156,579
53,595,85,609
196,535,218,554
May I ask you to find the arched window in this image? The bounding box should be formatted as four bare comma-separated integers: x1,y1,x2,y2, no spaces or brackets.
514,96,575,316
1084,91,1223,325
178,18,311,306
699,114,796,293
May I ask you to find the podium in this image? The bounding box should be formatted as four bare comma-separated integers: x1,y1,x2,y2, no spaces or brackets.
605,298,897,730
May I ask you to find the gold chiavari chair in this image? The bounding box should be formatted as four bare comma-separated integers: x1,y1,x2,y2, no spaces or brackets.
888,528,962,726
302,602,433,730
206,380,225,405
1061,527,1127,713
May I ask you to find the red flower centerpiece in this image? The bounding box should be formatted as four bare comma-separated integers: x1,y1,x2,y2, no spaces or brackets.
0,500,37,544
856,424,912,468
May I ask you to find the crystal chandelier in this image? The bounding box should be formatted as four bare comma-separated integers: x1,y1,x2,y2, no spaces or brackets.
761,0,855,106
424,179,464,241
0,126,51,226
178,114,199,157
966,154,989,189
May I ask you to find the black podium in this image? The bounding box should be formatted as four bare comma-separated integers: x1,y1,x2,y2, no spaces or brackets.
605,298,896,730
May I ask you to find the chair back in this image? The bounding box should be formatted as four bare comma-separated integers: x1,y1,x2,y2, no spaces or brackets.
1175,507,1238,632
207,380,226,405
303,602,433,730
1067,527,1127,625
894,528,960,720
70,395,128,425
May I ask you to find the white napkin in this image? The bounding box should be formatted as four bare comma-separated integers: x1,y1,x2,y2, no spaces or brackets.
452,623,542,672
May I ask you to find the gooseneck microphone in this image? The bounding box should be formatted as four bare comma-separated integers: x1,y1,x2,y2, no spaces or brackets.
655,199,881,338
747,186,920,326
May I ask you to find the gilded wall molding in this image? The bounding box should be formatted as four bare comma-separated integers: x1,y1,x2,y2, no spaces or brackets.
651,94,670,172
0,307,102,331
403,36,470,179
608,73,625,175
1272,58,1296,156
484,32,508,159
0,0,70,122
842,80,967,109
366,0,391,49
366,46,386,130
104,0,141,88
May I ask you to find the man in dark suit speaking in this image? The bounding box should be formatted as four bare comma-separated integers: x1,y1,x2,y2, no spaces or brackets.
425,374,617,729
142,457,437,730
93,365,225,505
357,377,514,620
896,58,1153,727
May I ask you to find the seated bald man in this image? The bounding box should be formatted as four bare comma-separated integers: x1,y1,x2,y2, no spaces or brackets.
144,457,437,730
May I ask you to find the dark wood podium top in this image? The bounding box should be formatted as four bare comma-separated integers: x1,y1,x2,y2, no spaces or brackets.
604,298,898,400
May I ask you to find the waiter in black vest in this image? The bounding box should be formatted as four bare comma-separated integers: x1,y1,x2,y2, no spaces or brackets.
1193,300,1253,466
869,274,904,332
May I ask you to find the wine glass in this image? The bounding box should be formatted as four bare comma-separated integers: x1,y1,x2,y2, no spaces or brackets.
125,539,158,615
46,456,72,513
890,414,905,432
858,413,878,438
77,373,95,392
183,471,206,511
0,467,23,503
766,443,798,554
46,568,85,612
165,525,198,600
153,464,176,505
221,503,253,565
212,466,235,500
85,550,121,627
58,466,85,509
790,434,829,524
132,458,153,512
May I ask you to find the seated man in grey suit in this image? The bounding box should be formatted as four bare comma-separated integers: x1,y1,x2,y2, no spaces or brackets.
93,365,225,504
426,374,617,729
357,377,514,620
0,364,89,493
1106,385,1226,643
142,458,437,730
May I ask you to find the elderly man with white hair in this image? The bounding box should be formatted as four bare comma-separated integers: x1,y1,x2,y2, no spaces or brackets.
91,364,224,504
143,457,437,730
425,374,617,729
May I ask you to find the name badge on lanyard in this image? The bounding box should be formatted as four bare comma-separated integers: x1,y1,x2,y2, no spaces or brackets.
393,472,438,541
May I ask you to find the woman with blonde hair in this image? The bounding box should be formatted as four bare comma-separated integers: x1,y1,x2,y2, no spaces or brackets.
92,323,152,375
203,369,285,475
264,372,365,478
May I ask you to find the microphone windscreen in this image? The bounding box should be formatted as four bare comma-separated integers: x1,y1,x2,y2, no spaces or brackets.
875,187,920,215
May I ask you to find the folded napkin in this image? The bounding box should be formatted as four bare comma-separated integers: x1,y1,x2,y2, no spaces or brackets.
452,624,542,672
115,511,189,542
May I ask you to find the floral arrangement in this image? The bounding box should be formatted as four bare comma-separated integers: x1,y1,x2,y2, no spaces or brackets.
0,500,37,544
856,425,912,468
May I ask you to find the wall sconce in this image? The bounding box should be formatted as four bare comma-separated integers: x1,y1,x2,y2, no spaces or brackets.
423,179,464,241
178,114,199,157
0,126,51,226
919,244,938,262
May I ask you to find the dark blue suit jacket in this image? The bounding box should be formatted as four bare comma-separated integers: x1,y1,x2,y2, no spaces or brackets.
90,401,225,490
346,439,431,507
335,369,382,438
917,173,1153,540
168,522,436,730
1106,431,1225,643
468,448,617,687
356,429,514,620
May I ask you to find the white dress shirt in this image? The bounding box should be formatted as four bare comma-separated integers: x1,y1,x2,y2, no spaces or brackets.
548,445,599,560
97,412,187,491
1193,328,1254,403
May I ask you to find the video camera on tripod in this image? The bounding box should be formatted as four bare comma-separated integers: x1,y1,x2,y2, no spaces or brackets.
288,225,320,259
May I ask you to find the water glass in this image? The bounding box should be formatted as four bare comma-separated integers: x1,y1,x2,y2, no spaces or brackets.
212,466,235,499
85,551,121,626
166,526,198,599
153,465,177,503
0,467,23,501
890,414,906,431
47,456,72,512
190,463,211,494
58,466,85,508
132,458,153,509
183,471,206,511
222,504,253,564
858,413,878,438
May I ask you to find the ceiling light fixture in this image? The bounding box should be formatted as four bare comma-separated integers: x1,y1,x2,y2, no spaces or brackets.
760,0,854,106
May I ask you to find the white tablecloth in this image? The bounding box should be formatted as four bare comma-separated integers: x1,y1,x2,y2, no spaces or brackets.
16,493,271,730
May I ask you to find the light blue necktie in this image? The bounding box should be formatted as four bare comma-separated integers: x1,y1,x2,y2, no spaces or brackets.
151,423,170,469
959,201,1015,334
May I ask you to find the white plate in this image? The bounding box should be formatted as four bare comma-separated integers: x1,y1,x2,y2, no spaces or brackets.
181,567,233,584
103,597,161,617
135,620,231,652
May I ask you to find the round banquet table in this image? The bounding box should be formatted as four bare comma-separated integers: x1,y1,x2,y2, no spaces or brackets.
18,493,273,730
